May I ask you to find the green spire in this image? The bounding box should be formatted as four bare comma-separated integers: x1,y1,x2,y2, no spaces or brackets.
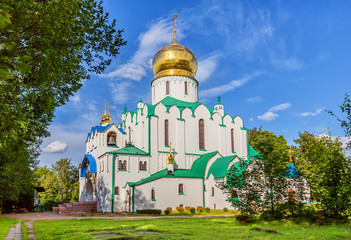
217,96,221,104
123,105,127,114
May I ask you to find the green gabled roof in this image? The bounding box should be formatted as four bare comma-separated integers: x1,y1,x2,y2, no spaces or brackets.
249,145,261,159
190,151,218,176
129,151,218,187
146,104,155,117
206,155,237,179
158,96,214,116
107,145,149,155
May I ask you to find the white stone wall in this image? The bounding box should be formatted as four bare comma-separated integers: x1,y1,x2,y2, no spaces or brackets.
151,76,198,104
133,178,203,210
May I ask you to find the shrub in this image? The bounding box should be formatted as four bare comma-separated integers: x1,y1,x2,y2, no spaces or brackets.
190,207,196,214
223,207,228,212
176,206,184,212
197,206,204,212
136,209,162,215
185,206,191,211
236,214,255,223
166,207,172,212
164,209,171,215
205,207,210,213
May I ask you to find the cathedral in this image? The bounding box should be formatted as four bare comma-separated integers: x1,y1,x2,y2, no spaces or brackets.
79,16,308,213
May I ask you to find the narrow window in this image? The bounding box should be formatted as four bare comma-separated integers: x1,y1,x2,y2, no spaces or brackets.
184,81,188,95
166,81,170,94
144,161,147,170
179,184,184,195
123,160,127,170
199,119,205,149
139,161,142,170
102,161,104,172
165,119,169,146
231,129,234,152
115,186,119,195
151,188,156,201
211,187,215,196
128,127,131,143
118,160,122,170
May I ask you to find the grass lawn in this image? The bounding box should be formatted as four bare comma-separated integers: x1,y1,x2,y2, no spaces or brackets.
34,217,351,240
0,217,19,239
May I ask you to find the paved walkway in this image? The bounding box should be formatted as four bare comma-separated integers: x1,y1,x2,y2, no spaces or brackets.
3,212,235,221
5,220,22,240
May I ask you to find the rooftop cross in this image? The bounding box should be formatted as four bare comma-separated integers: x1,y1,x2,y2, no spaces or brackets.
172,13,178,43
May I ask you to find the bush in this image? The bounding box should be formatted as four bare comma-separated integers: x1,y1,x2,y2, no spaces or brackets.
197,206,204,212
164,209,171,215
260,209,284,221
205,207,210,213
185,206,191,211
166,207,172,212
236,214,255,223
136,209,162,215
223,207,228,212
176,206,184,212
190,207,196,214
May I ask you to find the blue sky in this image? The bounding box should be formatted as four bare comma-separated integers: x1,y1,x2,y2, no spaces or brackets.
39,0,351,167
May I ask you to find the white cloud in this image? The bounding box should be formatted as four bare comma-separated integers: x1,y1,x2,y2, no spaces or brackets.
199,71,262,98
246,96,263,104
110,81,133,104
70,94,80,103
269,102,291,112
42,141,68,153
196,55,219,82
101,19,173,81
249,118,254,122
271,57,304,71
300,108,324,117
258,102,291,121
257,111,279,121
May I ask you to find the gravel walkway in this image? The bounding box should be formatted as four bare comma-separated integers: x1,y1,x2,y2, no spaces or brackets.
5,220,22,240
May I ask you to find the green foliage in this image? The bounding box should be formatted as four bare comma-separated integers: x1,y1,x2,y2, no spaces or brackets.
190,207,196,214
135,209,162,215
205,207,210,213
249,129,291,214
223,207,228,212
294,132,351,219
34,159,79,209
0,0,125,211
196,206,204,212
164,209,171,215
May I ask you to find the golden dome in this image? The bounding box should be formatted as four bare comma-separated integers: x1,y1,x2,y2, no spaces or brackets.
152,41,197,79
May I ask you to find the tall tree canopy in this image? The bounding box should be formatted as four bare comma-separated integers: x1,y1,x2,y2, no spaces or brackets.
0,0,126,211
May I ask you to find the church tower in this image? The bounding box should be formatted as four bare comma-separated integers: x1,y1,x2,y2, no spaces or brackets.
151,14,198,104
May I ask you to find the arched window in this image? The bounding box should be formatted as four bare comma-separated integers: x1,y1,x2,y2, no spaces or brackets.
107,132,117,146
128,127,131,143
139,161,142,170
199,119,205,149
165,119,169,146
211,187,215,196
118,160,122,170
151,188,156,201
166,81,170,94
144,161,147,170
123,160,127,170
231,129,234,152
178,184,184,195
184,81,188,95
114,186,119,195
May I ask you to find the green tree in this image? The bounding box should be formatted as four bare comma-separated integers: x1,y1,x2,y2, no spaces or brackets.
249,129,290,214
0,0,126,211
34,159,79,209
294,132,351,219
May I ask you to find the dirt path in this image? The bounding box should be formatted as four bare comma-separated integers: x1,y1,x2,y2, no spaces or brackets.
25,220,37,239
3,212,235,221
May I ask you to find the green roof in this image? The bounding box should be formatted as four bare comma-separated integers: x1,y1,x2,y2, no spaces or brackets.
249,145,261,159
108,145,149,155
206,155,237,179
129,151,218,187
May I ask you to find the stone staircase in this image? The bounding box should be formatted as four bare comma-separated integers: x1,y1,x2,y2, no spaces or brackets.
52,201,97,214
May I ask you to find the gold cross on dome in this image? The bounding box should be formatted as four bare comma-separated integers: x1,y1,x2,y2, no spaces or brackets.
172,13,178,43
